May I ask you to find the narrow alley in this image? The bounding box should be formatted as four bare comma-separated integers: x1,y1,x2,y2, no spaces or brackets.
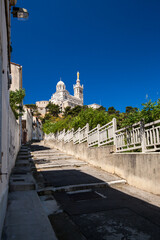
3,142,160,240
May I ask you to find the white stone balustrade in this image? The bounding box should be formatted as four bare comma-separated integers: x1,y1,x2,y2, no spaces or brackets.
73,128,80,144
115,122,142,152
45,118,160,153
64,129,74,143
79,123,89,143
88,124,100,147
144,119,160,152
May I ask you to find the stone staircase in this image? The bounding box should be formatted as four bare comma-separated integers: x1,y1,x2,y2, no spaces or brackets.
9,145,36,191
31,145,87,170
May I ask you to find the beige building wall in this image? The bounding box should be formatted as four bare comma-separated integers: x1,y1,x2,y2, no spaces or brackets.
36,101,49,116
10,62,22,91
10,62,23,144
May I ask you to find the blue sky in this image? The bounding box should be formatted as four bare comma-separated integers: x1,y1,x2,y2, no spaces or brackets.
11,0,160,112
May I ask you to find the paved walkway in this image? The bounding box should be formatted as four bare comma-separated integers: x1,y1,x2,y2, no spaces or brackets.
2,145,57,240
3,191,57,240
3,142,160,240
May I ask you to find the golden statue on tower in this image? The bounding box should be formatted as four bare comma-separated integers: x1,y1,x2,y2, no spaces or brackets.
77,71,80,80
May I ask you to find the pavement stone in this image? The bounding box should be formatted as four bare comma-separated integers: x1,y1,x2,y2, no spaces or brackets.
2,145,58,240
9,173,36,191
3,191,57,240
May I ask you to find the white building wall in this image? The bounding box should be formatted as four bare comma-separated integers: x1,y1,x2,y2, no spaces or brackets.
32,116,43,140
8,106,20,173
0,0,10,236
0,2,21,236
88,103,101,109
22,107,33,142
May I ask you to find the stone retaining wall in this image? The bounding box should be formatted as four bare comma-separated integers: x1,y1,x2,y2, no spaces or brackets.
44,139,160,195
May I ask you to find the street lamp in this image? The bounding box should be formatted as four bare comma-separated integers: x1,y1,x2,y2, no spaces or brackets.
12,7,29,19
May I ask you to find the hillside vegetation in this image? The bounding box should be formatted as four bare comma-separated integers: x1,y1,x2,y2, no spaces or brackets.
42,99,160,134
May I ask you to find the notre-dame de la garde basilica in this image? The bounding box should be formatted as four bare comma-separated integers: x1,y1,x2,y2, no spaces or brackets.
49,72,84,111
35,72,84,115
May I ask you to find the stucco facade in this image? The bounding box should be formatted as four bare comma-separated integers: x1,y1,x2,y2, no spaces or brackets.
88,103,101,109
10,62,22,91
32,116,43,140
36,100,49,116
50,72,83,111
0,0,19,236
22,107,33,143
0,0,10,235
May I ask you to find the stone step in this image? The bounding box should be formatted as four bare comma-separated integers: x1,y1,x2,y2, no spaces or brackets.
15,160,31,167
18,151,29,155
12,166,31,174
32,158,85,163
33,156,73,160
32,155,68,159
35,162,87,170
17,155,31,160
31,150,60,155
32,152,67,156
38,180,127,193
20,145,28,150
9,173,36,191
19,149,29,153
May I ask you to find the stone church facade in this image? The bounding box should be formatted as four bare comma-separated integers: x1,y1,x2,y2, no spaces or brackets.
50,72,83,111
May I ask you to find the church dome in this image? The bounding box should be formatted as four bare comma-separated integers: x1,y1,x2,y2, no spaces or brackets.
56,79,66,91
57,80,65,86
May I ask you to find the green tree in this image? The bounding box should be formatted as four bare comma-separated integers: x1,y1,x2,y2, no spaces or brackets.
108,106,116,115
97,106,106,111
10,89,25,119
63,105,84,118
25,104,37,110
152,99,160,120
46,102,60,117
108,106,120,117
140,100,156,123
42,98,160,135
125,106,138,114
24,104,42,116
63,106,72,118
69,105,83,117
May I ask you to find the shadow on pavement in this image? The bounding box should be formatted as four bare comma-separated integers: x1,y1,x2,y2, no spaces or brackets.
30,143,51,152
41,169,105,187
30,144,160,240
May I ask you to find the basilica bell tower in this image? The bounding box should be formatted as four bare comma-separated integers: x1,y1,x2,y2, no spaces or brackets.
73,72,84,104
